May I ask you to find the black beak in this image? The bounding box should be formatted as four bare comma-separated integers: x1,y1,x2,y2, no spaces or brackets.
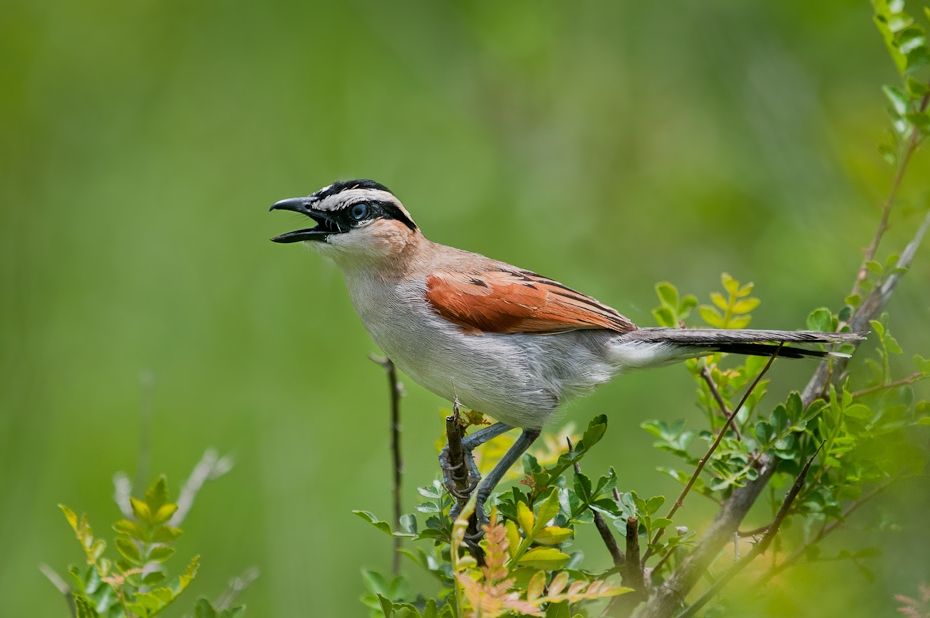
270,197,335,243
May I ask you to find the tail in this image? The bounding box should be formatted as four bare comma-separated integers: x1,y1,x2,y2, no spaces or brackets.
618,327,866,361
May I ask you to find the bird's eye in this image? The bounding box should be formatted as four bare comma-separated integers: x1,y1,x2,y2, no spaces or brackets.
350,203,368,221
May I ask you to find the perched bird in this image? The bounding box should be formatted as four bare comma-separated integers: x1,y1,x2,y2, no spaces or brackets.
271,179,861,519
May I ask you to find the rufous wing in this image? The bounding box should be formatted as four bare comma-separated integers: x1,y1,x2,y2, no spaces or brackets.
425,268,637,335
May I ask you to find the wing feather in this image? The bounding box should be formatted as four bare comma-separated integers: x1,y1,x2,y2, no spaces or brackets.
425,268,637,335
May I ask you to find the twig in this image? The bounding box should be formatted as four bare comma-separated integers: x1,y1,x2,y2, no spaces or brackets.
445,404,483,562
213,566,260,610
40,563,76,618
134,370,155,496
370,354,405,576
851,78,930,299
700,366,742,440
168,448,234,527
567,437,625,568
643,346,782,562
606,518,649,618
676,441,824,618
851,372,925,398
757,474,899,585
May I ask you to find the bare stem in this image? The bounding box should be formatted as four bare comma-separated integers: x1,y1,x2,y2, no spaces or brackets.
371,354,405,575
168,448,234,528
213,566,260,610
700,366,742,440
851,79,930,299
676,441,824,618
643,346,781,562
606,517,648,618
851,372,925,398
40,563,76,618
567,437,625,568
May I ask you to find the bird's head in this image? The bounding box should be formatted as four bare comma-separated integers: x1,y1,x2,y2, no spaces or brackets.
270,180,420,267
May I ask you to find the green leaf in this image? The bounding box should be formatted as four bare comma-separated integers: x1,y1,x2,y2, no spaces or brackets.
699,305,725,328
915,354,930,375
916,416,930,425
517,547,571,570
710,292,728,311
194,598,218,618
148,546,176,563
113,519,146,540
645,496,666,515
353,511,415,538
721,273,739,296
152,503,179,526
732,298,760,314
143,571,167,585
728,315,751,329
378,594,394,617
517,501,535,536
845,294,862,308
534,489,561,535
907,76,930,96
534,526,574,545
656,282,678,308
905,111,930,130
651,517,674,529
131,497,153,525
74,593,101,618
870,320,885,339
844,404,873,420
653,306,676,328
115,538,141,563
680,295,698,316
145,476,170,514
151,526,183,543
807,308,834,333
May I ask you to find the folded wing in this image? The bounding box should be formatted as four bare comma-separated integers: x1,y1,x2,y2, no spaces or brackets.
425,268,637,335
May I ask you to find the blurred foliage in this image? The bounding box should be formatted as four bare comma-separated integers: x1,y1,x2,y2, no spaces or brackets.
54,475,244,617
3,0,930,616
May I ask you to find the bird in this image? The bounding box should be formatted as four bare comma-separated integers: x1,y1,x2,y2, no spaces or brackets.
270,179,862,521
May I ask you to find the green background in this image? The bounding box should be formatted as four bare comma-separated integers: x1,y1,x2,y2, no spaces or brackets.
2,0,929,615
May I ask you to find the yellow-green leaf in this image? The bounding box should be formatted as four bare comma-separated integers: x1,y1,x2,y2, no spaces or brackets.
504,519,521,561
732,298,760,314
534,526,573,545
517,547,571,570
728,315,751,329
113,519,145,540
115,538,141,563
148,546,176,563
130,497,152,525
59,505,79,532
721,273,739,295
844,404,872,420
533,489,561,535
516,501,535,536
710,292,728,311
144,475,170,514
699,306,725,329
152,503,178,526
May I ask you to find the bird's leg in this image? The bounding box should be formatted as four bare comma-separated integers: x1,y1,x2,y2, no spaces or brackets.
470,428,541,527
440,421,514,518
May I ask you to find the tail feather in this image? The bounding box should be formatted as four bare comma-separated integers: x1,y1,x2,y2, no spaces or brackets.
620,327,866,360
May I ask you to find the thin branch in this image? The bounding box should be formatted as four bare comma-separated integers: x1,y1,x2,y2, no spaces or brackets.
643,346,781,562
40,563,76,618
371,354,405,576
676,441,824,618
757,474,899,585
850,77,930,299
606,517,649,618
112,471,135,520
851,371,925,398
444,404,483,562
700,366,741,440
168,448,234,527
567,437,625,568
213,566,260,610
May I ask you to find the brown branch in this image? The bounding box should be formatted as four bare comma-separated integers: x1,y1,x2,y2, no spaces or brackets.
676,441,824,618
851,371,924,398
606,517,649,618
757,475,898,585
850,77,930,299
444,404,483,562
567,437,625,568
371,355,405,575
700,366,742,440
642,346,781,562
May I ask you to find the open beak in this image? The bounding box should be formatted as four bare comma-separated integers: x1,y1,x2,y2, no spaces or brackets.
269,197,337,243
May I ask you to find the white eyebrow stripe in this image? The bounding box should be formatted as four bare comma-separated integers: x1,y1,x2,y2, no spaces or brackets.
314,188,400,211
